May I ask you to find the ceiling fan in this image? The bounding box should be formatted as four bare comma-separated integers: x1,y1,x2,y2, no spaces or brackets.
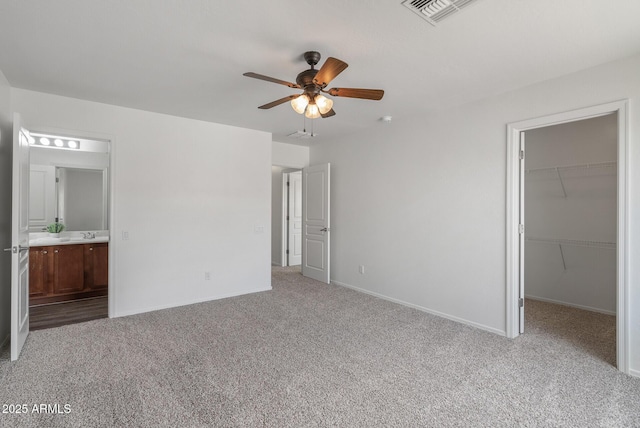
243,51,384,119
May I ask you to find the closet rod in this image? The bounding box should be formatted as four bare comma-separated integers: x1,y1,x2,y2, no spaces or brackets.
525,237,615,250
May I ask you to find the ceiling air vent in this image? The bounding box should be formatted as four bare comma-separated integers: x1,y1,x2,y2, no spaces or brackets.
401,0,480,25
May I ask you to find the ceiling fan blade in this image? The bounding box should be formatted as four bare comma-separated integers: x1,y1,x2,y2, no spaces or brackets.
258,95,300,109
320,108,336,118
243,72,301,89
313,57,348,88
326,88,384,100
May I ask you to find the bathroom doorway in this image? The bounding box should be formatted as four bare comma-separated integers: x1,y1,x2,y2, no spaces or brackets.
27,131,111,330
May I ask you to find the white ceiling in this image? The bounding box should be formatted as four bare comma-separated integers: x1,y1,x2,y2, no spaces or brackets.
1,0,640,145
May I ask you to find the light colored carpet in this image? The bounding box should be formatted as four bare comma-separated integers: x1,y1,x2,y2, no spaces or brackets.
0,266,638,427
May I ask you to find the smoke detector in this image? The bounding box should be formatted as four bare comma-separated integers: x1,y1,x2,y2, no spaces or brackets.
401,0,480,26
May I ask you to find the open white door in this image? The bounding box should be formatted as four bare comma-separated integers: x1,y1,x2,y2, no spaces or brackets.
518,131,525,334
287,171,302,266
302,163,330,283
10,113,31,360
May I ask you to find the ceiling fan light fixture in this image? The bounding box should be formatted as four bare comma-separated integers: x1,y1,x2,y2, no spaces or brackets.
305,103,321,119
315,95,333,115
291,94,309,114
244,51,384,119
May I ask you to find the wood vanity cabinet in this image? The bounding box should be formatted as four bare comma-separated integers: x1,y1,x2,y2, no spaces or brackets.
29,243,108,305
29,247,51,298
51,245,85,295
84,243,109,290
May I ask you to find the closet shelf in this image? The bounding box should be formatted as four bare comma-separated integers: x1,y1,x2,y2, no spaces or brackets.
526,237,615,250
526,237,615,270
525,160,617,175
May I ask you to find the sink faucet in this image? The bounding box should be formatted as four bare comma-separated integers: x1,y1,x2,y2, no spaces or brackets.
82,232,96,239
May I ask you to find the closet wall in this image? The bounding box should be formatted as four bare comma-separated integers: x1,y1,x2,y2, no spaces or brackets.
524,113,617,314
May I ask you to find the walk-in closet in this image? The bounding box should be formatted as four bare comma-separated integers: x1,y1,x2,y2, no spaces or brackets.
523,113,617,364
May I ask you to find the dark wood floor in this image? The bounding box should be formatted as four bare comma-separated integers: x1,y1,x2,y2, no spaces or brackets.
30,296,108,331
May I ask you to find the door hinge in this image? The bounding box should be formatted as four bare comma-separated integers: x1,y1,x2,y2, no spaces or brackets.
56,177,60,183
519,224,524,234
286,181,290,186
519,150,524,160
519,298,524,308
286,215,289,221
286,250,289,255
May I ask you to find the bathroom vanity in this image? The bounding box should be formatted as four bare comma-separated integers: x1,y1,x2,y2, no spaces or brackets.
29,234,109,306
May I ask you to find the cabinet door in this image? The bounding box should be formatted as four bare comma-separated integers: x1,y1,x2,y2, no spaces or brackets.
85,243,108,290
52,245,85,294
29,247,52,298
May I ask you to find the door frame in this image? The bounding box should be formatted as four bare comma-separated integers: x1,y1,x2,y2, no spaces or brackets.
280,169,302,266
506,100,629,374
27,125,116,318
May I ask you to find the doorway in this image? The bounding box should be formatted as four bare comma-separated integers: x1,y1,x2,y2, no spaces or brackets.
271,167,302,267
506,100,629,374
271,163,331,283
27,130,111,330
522,114,617,365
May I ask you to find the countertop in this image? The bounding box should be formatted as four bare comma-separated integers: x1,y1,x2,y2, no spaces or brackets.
29,232,110,247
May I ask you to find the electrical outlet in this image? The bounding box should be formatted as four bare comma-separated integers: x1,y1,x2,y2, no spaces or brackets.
122,231,129,240
359,265,365,274
204,271,211,280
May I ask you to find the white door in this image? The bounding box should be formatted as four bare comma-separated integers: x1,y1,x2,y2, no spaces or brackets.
518,132,525,334
302,163,330,283
10,113,31,361
287,171,302,266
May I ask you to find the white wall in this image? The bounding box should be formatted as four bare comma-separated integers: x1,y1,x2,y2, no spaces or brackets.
271,166,284,266
11,88,272,317
524,115,617,314
272,141,309,168
310,53,640,375
0,69,12,346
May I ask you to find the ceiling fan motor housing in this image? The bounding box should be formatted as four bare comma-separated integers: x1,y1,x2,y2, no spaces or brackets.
296,69,319,92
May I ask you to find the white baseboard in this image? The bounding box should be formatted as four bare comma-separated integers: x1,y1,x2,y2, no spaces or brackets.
331,280,506,337
114,286,272,318
629,368,640,379
524,295,615,316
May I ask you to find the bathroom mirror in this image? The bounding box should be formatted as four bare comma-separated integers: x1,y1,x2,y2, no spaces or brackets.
28,133,110,232
56,167,108,230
